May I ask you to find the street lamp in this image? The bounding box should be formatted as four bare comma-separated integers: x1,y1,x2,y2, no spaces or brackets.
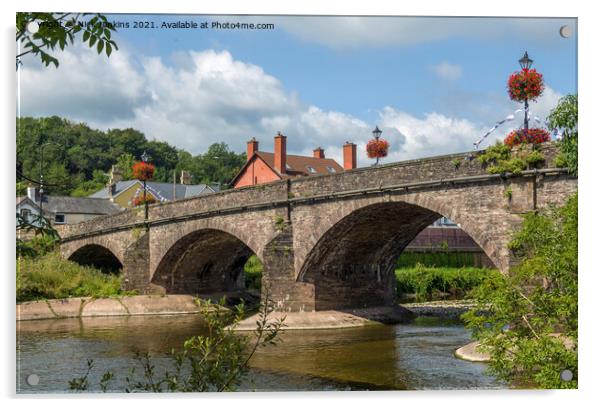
519,51,533,70
141,151,150,221
38,141,61,220
518,51,533,130
372,126,382,140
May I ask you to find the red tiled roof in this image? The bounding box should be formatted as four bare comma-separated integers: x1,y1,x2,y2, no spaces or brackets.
255,151,343,177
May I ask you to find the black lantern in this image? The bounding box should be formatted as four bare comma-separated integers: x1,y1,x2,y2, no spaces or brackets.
372,126,382,140
519,51,533,70
141,150,150,162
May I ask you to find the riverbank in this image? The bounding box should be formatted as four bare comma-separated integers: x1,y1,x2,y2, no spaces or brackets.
17,296,476,325
16,295,202,321
402,299,476,319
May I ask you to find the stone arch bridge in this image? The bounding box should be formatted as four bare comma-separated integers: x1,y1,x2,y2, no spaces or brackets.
59,144,576,312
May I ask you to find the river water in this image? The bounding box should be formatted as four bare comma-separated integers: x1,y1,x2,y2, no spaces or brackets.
17,314,504,393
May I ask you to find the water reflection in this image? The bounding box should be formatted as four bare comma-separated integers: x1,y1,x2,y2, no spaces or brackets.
17,315,503,393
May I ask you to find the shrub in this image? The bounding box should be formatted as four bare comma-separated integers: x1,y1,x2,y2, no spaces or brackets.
17,252,129,302
243,255,263,290
395,264,498,301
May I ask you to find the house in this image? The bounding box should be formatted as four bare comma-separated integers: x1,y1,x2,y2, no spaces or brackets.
89,167,218,209
17,186,122,226
230,132,356,188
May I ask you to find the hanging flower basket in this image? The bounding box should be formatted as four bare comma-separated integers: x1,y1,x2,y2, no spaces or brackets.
507,68,544,102
366,138,390,159
132,161,155,181
132,194,157,207
504,128,551,147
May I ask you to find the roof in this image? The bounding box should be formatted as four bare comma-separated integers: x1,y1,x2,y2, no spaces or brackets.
39,196,123,215
89,180,216,201
16,196,39,209
231,151,344,185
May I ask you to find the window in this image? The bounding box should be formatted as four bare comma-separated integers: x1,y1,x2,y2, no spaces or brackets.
306,166,317,174
20,209,31,221
285,163,292,170
54,214,65,224
326,166,337,173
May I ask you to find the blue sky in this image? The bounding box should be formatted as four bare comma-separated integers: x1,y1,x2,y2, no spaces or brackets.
18,14,577,165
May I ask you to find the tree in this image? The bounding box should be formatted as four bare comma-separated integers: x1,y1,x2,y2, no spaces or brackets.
191,143,246,187
548,94,578,175
462,194,578,388
16,13,118,68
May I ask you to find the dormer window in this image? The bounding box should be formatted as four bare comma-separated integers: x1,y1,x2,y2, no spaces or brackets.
307,166,317,174
286,163,292,171
326,166,337,173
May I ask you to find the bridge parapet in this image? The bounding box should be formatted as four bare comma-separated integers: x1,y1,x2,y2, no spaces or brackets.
59,179,289,240
289,142,560,197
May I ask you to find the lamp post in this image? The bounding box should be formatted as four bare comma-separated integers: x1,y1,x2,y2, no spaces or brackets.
372,126,383,165
518,51,534,131
141,150,150,221
38,141,61,222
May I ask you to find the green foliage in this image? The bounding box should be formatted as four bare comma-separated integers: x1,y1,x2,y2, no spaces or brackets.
70,170,109,197
395,265,497,301
479,141,545,175
17,117,247,196
17,252,129,302
397,251,482,268
548,94,578,175
504,186,513,199
477,141,511,166
16,212,60,258
16,13,118,68
244,255,263,290
451,157,462,168
70,294,286,392
462,194,578,388
273,215,286,232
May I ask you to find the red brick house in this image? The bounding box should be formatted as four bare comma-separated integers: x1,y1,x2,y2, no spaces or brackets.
231,132,357,188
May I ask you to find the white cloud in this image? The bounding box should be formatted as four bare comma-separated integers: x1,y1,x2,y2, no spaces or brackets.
276,16,577,49
379,108,486,160
17,45,564,170
430,62,463,81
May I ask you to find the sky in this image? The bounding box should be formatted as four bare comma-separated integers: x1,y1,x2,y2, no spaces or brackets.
17,14,577,167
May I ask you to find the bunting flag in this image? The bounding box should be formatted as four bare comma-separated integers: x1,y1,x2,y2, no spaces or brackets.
473,109,523,149
473,107,562,150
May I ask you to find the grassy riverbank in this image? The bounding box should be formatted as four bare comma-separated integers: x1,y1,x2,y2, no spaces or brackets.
395,265,497,302
17,252,132,302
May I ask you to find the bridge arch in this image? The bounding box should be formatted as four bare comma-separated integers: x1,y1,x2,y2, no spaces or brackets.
67,243,123,273
295,192,508,310
150,227,261,296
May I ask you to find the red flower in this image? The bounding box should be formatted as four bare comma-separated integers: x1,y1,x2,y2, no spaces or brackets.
507,68,544,102
504,128,551,147
366,139,390,159
132,194,157,207
132,161,155,181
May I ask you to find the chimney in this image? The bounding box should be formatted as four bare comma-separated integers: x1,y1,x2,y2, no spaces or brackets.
343,142,357,170
108,165,123,200
313,147,325,159
26,185,40,203
274,132,287,175
247,138,258,161
180,170,192,185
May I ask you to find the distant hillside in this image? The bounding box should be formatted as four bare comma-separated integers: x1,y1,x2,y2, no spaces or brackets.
16,116,246,196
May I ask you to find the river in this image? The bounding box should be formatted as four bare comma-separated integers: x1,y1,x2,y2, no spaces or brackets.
16,314,504,393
